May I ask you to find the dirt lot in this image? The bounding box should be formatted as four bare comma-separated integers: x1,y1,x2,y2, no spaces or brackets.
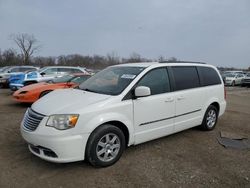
0,87,249,188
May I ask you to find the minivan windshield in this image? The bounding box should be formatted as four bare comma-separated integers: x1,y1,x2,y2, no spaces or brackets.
79,66,145,95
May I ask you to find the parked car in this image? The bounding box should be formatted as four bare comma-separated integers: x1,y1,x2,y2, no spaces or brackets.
0,66,38,88
0,66,13,74
9,66,88,91
221,71,244,83
0,67,7,72
224,73,245,86
20,62,226,167
241,72,250,87
13,73,91,103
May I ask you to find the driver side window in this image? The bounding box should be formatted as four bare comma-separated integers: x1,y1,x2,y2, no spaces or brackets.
10,68,20,73
42,68,58,75
137,68,170,95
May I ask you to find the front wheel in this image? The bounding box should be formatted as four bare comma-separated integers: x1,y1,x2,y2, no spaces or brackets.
86,124,125,167
200,105,218,131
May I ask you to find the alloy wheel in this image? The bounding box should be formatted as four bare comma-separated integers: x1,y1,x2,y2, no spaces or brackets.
96,133,121,162
206,109,217,128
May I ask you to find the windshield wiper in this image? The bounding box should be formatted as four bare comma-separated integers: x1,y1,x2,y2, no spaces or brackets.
82,88,96,93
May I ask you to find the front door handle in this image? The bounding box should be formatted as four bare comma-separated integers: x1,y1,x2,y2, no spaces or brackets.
165,97,174,102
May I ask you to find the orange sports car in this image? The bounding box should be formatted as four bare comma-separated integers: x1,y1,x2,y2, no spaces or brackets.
13,73,91,103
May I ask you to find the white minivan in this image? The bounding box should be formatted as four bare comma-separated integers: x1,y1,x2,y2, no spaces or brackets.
21,62,226,167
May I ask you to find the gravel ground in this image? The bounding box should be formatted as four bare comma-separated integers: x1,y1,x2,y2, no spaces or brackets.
0,87,249,188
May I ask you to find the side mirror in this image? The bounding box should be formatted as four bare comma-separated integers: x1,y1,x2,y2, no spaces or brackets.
40,72,45,76
135,86,151,98
66,82,74,87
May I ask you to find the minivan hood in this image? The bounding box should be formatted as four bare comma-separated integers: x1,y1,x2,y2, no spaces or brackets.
32,89,111,115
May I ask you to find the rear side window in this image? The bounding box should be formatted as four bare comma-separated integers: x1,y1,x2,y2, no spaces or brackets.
43,68,58,75
237,74,244,78
198,67,221,86
10,67,20,72
58,68,72,73
71,68,83,73
172,66,200,91
137,68,170,95
19,67,36,72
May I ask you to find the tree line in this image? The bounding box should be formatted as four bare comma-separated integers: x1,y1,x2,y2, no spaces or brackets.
1,33,249,70
0,33,180,69
0,48,154,69
0,33,157,69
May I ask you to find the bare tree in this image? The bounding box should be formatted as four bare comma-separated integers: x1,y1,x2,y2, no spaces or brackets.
127,52,142,63
11,33,40,65
106,51,120,65
168,57,178,61
1,49,21,66
158,55,166,62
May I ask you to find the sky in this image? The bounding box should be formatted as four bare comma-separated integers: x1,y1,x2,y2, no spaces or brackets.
0,0,250,68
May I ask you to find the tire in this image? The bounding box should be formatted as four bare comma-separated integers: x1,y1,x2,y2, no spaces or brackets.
231,81,235,86
39,90,52,98
86,124,125,167
200,105,218,131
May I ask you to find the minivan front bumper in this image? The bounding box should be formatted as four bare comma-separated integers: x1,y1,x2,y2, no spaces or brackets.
21,127,90,163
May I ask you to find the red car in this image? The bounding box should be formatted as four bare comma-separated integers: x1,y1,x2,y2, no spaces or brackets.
13,73,91,103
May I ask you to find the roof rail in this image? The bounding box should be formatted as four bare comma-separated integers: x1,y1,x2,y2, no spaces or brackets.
159,60,206,64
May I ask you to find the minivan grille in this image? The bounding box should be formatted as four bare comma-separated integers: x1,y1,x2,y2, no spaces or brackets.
22,108,45,131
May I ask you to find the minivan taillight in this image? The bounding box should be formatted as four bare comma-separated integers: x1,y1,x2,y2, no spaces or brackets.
224,86,226,100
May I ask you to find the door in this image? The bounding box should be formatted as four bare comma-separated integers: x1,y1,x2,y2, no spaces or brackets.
171,66,204,132
133,68,175,144
236,74,244,85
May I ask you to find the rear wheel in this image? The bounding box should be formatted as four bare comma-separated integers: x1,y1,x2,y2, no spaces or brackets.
200,105,218,131
86,124,125,167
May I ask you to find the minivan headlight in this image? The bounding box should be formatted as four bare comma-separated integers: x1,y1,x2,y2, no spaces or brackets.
46,114,79,130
